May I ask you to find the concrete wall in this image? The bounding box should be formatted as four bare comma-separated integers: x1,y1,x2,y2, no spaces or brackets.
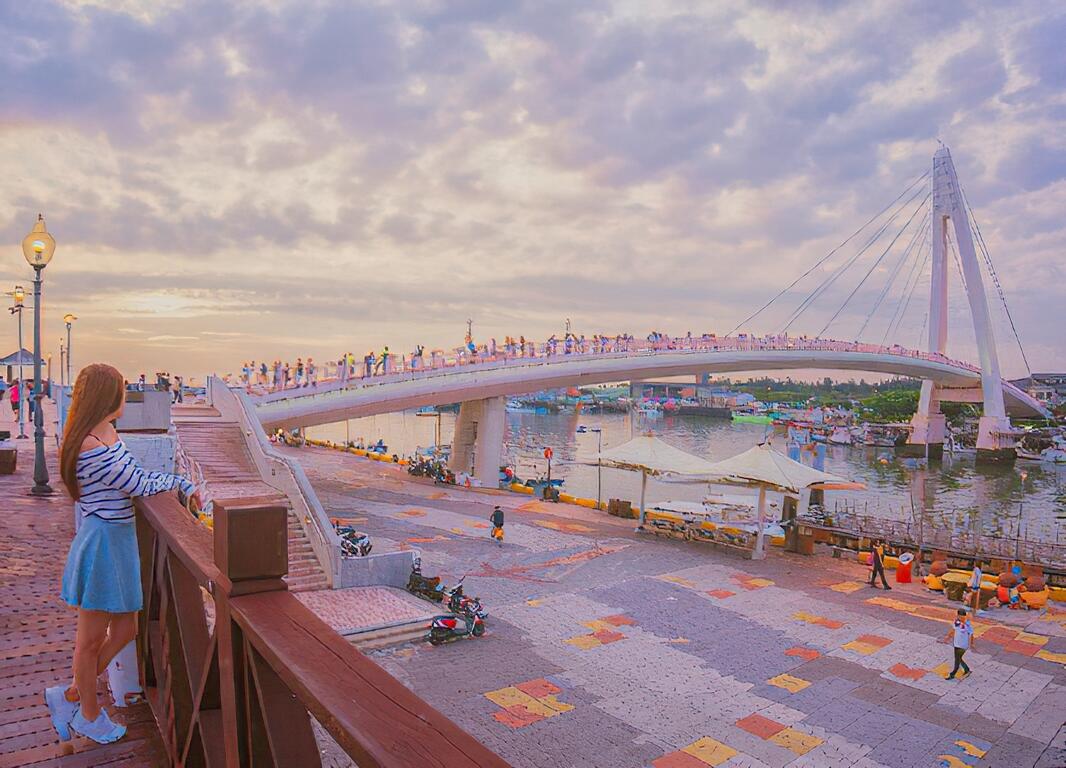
122,432,177,473
337,549,418,589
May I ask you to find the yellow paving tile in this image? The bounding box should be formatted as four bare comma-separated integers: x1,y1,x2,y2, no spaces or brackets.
768,727,822,756
1035,649,1066,665
582,619,619,632
828,581,865,594
662,575,697,588
932,662,953,678
485,686,535,709
681,737,738,766
564,634,602,650
937,755,970,768
747,578,774,588
955,740,987,757
526,599,543,607
539,695,574,714
767,673,811,693
841,640,882,656
1015,632,1049,646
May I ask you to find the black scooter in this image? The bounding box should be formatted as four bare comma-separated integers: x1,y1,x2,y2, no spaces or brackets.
407,558,445,603
427,605,486,645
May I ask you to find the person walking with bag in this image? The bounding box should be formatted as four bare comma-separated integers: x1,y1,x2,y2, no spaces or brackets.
47,364,198,744
868,539,891,590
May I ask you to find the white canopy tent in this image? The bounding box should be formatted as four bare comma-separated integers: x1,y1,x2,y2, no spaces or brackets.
588,434,717,528
701,442,858,559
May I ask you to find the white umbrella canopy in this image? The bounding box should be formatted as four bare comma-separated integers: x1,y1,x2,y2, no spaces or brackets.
703,442,860,559
703,442,851,492
586,435,717,528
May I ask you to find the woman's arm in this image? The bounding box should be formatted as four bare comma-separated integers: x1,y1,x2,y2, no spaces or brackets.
81,452,195,499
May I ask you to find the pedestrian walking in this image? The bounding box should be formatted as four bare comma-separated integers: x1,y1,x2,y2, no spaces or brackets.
490,505,505,544
375,346,389,374
9,379,19,420
868,539,891,590
49,364,198,744
944,608,975,679
966,562,983,615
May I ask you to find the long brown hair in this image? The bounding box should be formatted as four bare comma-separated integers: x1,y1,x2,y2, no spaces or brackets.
60,364,126,500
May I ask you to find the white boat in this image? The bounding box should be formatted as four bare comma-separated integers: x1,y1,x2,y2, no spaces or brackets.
828,426,852,446
635,404,662,418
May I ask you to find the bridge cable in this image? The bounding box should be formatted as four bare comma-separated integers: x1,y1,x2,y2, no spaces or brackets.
818,192,931,337
856,199,930,339
724,169,929,338
959,185,1033,378
881,229,930,346
780,180,931,335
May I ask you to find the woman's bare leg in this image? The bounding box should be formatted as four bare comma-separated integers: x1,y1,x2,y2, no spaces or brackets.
73,609,111,721
66,612,138,700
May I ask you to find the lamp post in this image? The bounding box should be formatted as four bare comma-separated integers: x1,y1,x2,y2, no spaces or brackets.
590,427,603,508
47,353,52,386
63,314,76,385
7,286,27,439
59,341,64,387
22,215,55,496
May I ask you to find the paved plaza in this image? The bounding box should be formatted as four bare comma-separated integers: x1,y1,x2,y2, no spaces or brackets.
291,447,1066,768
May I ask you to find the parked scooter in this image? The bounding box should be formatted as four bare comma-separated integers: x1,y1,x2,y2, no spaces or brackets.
332,519,372,558
407,558,445,603
427,605,486,645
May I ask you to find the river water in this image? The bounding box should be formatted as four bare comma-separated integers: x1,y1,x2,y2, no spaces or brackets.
307,410,1066,544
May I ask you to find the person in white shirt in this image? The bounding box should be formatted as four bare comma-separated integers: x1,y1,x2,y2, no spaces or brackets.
944,608,976,679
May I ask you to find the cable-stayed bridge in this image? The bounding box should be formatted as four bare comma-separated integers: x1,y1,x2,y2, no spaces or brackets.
248,146,1050,484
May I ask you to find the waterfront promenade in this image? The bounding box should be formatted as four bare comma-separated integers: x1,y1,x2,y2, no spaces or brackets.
0,436,165,767
286,444,1066,768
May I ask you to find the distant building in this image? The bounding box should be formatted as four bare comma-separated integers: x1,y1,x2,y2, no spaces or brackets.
1010,373,1066,406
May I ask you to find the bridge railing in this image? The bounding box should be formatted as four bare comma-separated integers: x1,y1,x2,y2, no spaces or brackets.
135,491,508,767
250,334,985,405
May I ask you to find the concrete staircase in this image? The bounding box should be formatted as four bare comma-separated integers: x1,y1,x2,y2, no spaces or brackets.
173,417,329,593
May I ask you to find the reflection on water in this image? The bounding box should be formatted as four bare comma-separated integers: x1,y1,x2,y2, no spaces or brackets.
308,410,1066,544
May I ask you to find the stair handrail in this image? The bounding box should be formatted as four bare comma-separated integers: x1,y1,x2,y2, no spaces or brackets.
207,375,342,586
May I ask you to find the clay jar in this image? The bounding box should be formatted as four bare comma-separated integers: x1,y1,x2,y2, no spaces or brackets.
998,571,1019,588
930,560,949,577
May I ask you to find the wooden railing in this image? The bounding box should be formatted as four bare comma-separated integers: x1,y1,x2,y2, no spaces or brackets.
135,492,509,767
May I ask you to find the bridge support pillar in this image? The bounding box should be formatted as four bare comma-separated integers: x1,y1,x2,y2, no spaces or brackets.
903,381,946,459
976,416,1016,463
453,397,506,486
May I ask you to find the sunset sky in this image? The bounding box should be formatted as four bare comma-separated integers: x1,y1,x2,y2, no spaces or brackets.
1,0,1064,381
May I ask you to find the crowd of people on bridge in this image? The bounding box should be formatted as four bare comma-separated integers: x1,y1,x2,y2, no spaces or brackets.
236,330,955,395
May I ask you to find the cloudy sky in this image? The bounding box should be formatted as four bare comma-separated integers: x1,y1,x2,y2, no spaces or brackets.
1,0,1063,380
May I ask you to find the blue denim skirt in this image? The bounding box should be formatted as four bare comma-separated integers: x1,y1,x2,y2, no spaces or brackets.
61,515,143,613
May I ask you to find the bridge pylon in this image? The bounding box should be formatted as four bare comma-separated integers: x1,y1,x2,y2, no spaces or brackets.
904,146,1015,462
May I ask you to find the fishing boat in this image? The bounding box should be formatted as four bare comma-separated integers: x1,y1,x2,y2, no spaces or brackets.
862,423,908,447
827,426,853,446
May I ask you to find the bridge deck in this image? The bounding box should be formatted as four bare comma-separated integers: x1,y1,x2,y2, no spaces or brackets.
0,439,165,767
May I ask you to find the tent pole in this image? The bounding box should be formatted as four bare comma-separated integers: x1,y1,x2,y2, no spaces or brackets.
752,484,767,560
637,470,648,530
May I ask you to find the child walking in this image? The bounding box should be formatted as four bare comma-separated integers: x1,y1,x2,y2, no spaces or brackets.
945,608,976,680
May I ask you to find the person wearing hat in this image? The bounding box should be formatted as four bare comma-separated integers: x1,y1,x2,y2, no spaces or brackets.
944,608,976,679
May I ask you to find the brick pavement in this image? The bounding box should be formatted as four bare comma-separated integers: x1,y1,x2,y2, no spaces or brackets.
292,445,1066,768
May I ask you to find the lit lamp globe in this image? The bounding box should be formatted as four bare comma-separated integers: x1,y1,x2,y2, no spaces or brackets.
64,313,77,325
22,216,56,268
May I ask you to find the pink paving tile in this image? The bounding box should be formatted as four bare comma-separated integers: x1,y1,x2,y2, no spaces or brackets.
652,751,709,768
591,628,627,644
706,589,736,599
1003,640,1040,657
889,663,927,681
294,586,437,632
736,713,787,739
515,678,561,698
856,634,893,648
784,647,821,661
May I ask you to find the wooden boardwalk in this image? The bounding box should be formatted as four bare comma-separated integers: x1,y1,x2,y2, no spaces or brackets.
0,437,165,767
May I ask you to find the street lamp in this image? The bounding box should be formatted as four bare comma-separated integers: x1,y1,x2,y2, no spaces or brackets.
63,313,76,385
7,286,27,439
59,340,64,387
22,214,55,496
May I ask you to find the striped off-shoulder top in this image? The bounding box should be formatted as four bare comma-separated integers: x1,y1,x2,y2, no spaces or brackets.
76,440,195,522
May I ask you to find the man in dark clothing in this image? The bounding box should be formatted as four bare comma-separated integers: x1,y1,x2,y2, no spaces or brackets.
490,505,504,544
868,539,891,589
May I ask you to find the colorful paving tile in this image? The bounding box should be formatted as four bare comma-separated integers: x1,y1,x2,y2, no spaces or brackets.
888,662,928,681
1036,649,1066,664
736,713,787,739
842,633,893,655
682,736,738,766
828,581,865,594
535,519,594,533
768,727,823,756
767,673,810,693
732,574,774,590
652,751,708,768
485,678,573,728
784,646,821,661
792,610,845,629
565,615,635,648
705,589,735,599
937,737,989,767
662,575,697,588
